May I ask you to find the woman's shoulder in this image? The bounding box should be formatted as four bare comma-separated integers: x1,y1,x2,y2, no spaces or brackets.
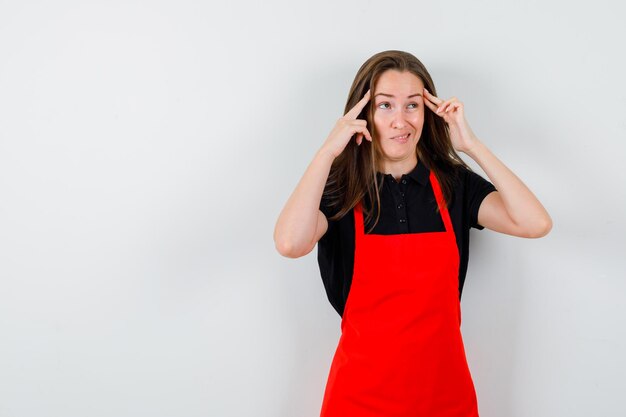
450,161,475,176
449,162,492,188
450,163,497,208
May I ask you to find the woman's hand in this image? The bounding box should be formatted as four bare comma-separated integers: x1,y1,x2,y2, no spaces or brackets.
320,89,373,159
423,87,552,238
422,88,479,154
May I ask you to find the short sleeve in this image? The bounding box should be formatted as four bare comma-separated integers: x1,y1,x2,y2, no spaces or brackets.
319,192,334,219
318,192,338,241
464,168,497,230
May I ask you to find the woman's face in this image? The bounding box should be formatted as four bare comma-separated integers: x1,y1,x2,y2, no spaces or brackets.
372,70,425,165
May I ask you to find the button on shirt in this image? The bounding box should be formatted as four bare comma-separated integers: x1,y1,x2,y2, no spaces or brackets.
317,159,497,317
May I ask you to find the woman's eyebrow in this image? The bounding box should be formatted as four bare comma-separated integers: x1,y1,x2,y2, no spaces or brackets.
374,93,422,99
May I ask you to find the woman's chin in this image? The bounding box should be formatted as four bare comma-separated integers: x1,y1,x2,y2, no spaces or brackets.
381,146,417,161
382,155,413,164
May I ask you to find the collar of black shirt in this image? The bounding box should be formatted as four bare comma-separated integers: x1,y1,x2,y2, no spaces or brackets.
375,158,430,186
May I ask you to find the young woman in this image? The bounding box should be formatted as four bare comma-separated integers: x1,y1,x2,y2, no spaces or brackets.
274,50,552,417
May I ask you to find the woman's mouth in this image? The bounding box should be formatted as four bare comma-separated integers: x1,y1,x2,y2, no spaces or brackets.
391,133,410,143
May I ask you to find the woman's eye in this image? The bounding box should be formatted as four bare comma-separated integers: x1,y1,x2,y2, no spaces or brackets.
377,102,418,110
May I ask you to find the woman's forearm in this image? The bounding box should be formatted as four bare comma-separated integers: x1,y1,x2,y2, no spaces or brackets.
465,139,552,234
274,147,335,258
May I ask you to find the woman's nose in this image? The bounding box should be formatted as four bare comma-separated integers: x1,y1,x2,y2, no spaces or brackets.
391,111,406,128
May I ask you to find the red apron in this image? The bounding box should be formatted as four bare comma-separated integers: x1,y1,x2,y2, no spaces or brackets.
319,170,479,417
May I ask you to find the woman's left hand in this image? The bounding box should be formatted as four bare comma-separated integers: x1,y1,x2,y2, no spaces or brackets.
423,88,479,154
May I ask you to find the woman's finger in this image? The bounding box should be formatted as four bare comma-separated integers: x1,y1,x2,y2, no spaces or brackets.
423,89,443,113
422,95,436,110
424,88,443,106
437,99,454,113
450,101,463,111
365,126,372,142
355,126,372,143
344,89,371,120
423,98,438,113
346,121,372,142
447,102,460,113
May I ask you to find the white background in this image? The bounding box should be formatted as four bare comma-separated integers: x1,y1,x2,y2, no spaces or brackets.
1,1,624,416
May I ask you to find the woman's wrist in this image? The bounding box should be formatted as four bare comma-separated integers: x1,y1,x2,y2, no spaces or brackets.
315,146,337,165
462,137,486,160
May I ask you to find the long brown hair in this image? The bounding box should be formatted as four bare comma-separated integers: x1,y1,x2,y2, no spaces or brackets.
323,50,471,233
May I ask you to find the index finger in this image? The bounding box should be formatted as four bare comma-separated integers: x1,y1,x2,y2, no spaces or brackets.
344,89,371,119
423,87,443,106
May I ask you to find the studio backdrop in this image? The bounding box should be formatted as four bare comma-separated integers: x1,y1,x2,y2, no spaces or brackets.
0,1,624,416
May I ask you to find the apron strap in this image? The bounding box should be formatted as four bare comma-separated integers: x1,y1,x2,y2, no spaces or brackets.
429,170,454,234
354,200,365,237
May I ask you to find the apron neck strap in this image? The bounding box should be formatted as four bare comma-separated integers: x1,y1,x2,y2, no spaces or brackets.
429,170,454,234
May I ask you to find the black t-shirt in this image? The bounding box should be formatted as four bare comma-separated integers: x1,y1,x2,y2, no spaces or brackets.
317,158,497,317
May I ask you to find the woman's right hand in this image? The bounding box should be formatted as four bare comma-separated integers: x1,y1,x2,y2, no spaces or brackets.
321,89,373,159
274,90,372,258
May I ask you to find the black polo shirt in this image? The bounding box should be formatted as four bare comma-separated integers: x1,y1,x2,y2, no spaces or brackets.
317,159,497,317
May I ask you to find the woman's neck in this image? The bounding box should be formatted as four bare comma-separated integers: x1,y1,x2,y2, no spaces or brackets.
380,156,418,182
